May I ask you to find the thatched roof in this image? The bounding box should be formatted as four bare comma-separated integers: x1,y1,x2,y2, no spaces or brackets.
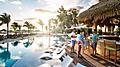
78,0,120,25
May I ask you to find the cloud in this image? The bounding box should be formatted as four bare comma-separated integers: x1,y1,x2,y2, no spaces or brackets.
10,0,22,5
64,0,78,4
14,19,24,22
18,6,22,10
76,6,84,9
37,0,79,11
37,0,48,6
0,0,5,2
23,17,36,20
35,8,56,13
77,0,99,13
88,0,99,6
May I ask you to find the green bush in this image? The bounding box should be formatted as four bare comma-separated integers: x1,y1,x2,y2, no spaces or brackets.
98,29,102,35
115,27,120,35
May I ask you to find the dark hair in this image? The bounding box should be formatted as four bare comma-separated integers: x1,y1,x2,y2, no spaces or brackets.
94,29,97,32
77,29,80,34
93,29,97,33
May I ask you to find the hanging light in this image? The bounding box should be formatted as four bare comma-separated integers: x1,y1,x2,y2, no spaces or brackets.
112,18,119,24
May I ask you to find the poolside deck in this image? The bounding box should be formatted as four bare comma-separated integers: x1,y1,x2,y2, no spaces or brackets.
66,45,120,67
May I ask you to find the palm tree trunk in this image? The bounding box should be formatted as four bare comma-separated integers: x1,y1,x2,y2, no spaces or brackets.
42,25,43,32
7,43,9,51
7,23,9,51
7,23,9,38
28,28,29,35
48,23,50,47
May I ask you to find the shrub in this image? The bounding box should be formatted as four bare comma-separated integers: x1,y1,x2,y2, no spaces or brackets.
98,29,102,35
115,27,120,35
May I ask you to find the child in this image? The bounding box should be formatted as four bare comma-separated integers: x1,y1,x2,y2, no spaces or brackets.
83,35,89,53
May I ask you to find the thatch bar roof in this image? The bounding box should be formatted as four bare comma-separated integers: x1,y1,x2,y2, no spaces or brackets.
78,0,120,25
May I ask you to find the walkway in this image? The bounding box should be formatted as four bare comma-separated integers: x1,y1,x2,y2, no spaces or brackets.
66,45,120,67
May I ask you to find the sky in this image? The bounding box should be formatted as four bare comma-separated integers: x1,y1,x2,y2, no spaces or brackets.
0,0,99,30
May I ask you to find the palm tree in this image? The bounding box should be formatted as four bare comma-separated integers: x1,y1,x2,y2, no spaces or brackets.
0,13,11,38
49,18,58,33
0,13,11,51
51,18,58,27
48,19,52,29
29,23,35,33
37,19,44,32
57,6,68,32
18,24,21,35
23,21,35,34
23,21,30,34
11,22,19,35
70,8,79,25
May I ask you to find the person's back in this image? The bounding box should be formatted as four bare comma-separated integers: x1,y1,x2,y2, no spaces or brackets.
91,29,98,56
77,34,83,41
91,33,98,43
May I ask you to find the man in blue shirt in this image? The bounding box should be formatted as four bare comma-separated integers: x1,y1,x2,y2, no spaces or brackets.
91,29,98,56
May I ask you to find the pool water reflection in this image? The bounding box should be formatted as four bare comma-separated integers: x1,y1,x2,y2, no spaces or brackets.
0,35,68,67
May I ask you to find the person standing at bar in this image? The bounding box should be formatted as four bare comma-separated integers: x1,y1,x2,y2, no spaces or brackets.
91,29,98,56
70,29,76,53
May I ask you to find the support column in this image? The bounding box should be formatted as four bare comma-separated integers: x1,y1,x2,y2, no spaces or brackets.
111,26,113,32
106,26,108,32
93,22,97,30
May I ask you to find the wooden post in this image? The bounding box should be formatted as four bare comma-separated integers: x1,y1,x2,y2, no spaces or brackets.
93,22,97,30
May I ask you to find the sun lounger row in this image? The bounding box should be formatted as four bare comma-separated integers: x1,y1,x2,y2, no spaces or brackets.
39,41,73,67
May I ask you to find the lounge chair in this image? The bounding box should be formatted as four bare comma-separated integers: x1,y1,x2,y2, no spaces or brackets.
75,63,86,67
61,55,73,67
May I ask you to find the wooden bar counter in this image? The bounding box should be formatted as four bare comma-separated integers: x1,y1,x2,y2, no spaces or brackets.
97,40,105,57
97,39,120,60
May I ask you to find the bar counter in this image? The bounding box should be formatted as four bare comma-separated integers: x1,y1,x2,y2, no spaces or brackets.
97,39,120,60
99,35,120,41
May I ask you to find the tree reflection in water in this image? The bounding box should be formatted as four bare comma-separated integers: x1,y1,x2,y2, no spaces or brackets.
0,43,11,66
0,50,10,62
23,38,34,48
11,41,20,46
0,43,18,67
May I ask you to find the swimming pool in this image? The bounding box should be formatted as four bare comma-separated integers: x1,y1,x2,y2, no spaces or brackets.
0,34,68,67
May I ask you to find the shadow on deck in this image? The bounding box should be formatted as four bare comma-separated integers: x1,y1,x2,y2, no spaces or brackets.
66,46,120,67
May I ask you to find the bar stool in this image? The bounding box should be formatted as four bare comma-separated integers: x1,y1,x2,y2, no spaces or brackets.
104,40,120,64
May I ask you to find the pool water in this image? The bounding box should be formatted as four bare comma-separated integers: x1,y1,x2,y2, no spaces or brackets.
0,34,68,67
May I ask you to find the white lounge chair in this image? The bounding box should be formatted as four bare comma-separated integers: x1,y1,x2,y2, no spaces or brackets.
75,63,86,67
61,55,73,67
38,63,51,67
52,49,66,59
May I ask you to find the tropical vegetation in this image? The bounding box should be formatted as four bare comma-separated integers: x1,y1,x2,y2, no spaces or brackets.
37,19,44,32
56,6,79,33
11,22,19,35
23,21,35,34
48,18,59,33
57,6,79,26
0,13,11,38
